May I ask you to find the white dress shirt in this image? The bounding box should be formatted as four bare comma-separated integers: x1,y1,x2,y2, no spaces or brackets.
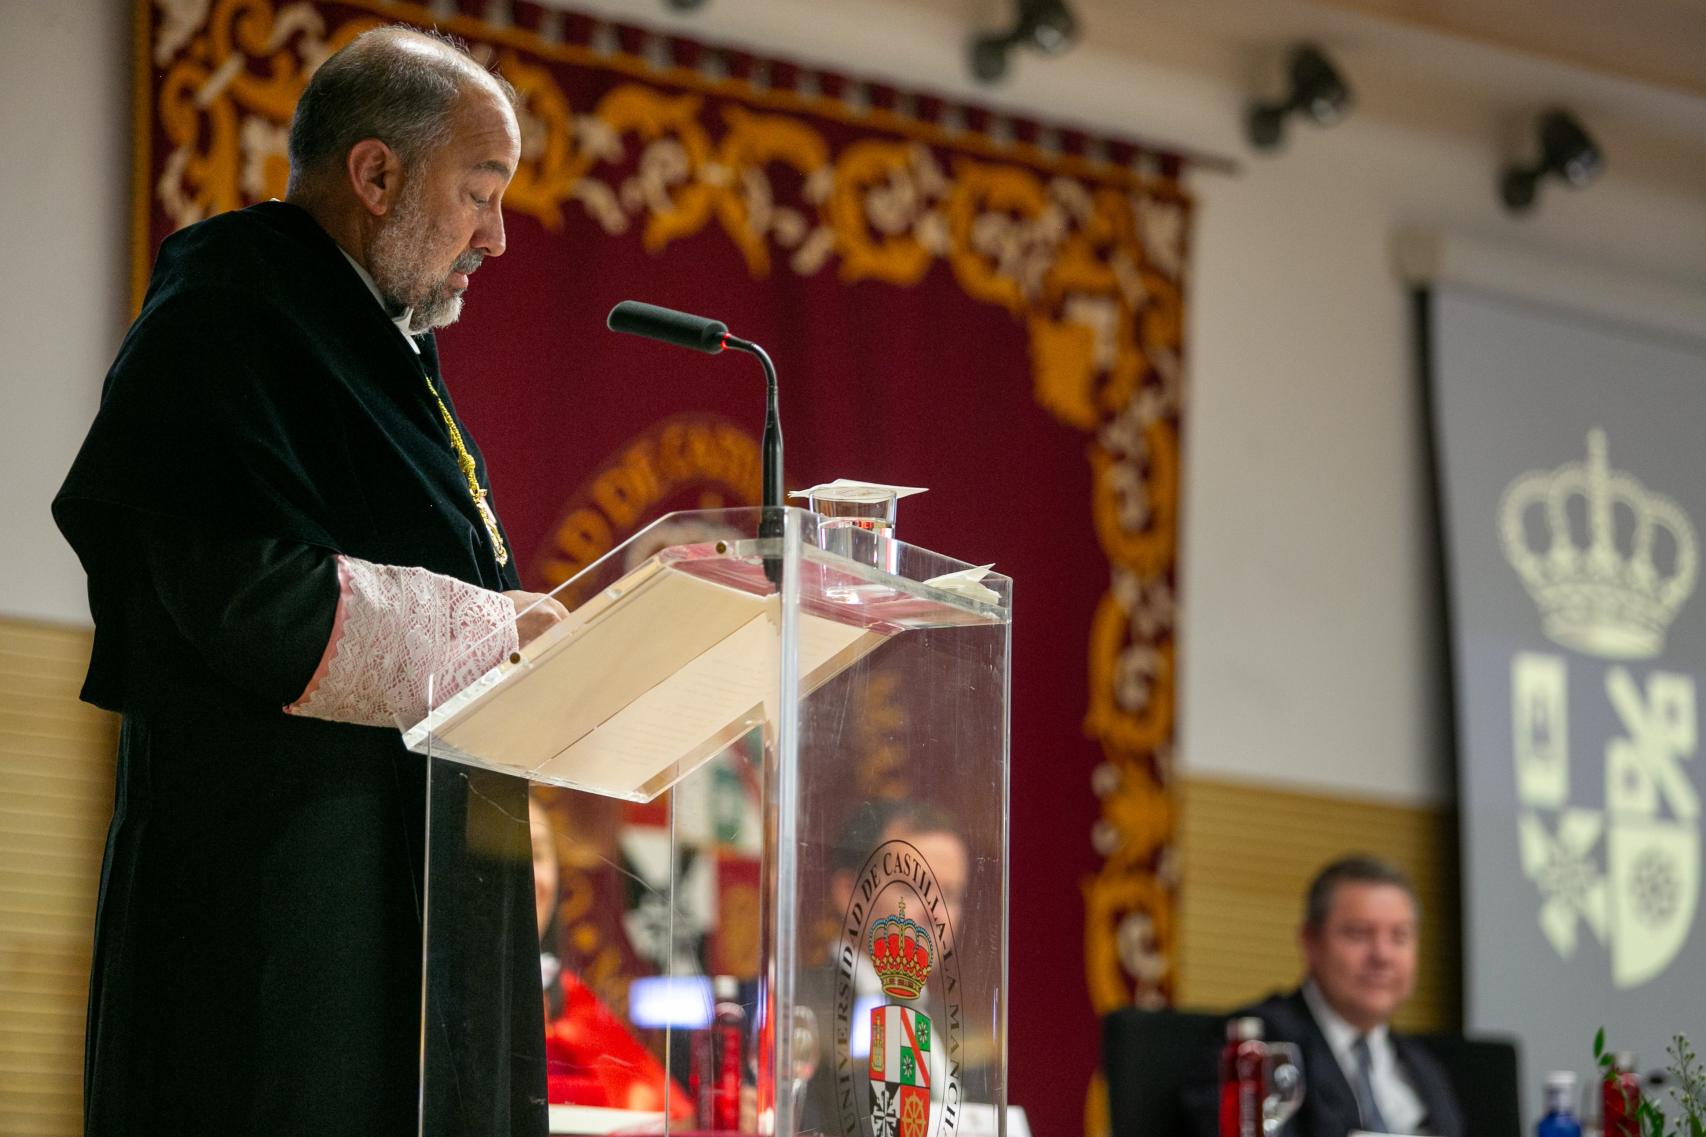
337,248,420,353
1302,980,1428,1134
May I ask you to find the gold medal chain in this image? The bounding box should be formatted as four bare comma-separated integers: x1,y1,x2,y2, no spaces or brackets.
420,370,510,567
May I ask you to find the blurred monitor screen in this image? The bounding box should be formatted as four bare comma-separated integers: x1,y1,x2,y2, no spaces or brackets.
627,976,712,1029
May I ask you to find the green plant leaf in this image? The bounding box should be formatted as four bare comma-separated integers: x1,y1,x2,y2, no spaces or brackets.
1597,1027,1608,1061
1638,1101,1666,1137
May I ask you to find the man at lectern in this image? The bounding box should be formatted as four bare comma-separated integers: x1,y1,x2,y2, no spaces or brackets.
1181,856,1464,1137
53,26,566,1137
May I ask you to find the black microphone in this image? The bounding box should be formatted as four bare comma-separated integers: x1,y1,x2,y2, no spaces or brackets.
606,302,785,539
607,300,729,355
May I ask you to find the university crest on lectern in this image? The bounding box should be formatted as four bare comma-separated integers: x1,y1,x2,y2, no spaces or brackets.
868,901,933,1137
834,839,963,1137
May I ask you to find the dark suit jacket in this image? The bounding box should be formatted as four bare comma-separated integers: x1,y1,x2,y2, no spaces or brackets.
1180,989,1464,1137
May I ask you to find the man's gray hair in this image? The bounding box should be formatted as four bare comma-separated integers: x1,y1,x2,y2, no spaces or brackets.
286,26,518,193
1303,854,1420,929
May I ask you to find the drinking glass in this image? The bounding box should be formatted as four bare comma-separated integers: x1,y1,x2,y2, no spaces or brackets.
1580,1077,1605,1137
1263,1043,1305,1136
807,485,898,573
807,485,897,534
790,1005,821,1129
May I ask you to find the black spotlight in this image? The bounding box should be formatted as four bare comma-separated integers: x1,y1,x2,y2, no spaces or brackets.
1247,45,1353,150
1501,110,1603,212
970,0,1079,84
665,0,708,10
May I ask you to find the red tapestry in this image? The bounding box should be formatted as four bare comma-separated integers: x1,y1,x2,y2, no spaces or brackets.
135,2,1190,1131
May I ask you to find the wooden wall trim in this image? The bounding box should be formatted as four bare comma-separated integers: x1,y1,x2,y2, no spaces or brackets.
0,619,115,1137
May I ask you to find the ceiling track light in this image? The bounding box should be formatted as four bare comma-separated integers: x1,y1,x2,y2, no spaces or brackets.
969,0,1080,85
1247,44,1353,151
664,0,708,11
1501,110,1603,213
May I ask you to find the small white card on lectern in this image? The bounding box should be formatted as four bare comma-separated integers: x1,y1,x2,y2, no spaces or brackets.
923,564,1000,604
788,478,929,499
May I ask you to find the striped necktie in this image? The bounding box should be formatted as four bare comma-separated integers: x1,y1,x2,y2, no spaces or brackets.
1352,1034,1390,1133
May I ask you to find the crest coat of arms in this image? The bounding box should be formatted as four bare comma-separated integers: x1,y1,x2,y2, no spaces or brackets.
1502,429,1702,988
833,840,963,1137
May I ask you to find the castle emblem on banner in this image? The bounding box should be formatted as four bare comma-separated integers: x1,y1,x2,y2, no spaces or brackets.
868,901,934,1137
1500,429,1702,988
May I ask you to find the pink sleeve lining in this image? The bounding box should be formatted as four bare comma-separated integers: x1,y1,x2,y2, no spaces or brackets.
293,556,354,709
285,555,519,729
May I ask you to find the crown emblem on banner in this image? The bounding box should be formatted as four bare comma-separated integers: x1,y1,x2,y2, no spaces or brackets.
868,899,934,1000
1499,429,1698,660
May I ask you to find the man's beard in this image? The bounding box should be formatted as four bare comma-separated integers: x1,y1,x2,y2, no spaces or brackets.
368,181,485,335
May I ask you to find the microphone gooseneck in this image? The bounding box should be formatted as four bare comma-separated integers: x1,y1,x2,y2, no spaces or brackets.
605,301,784,515
722,335,782,514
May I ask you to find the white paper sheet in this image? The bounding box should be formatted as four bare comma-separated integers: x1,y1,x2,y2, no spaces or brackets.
788,477,929,500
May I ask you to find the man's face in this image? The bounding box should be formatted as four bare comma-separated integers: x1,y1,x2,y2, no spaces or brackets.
905,828,969,934
828,823,971,940
369,80,519,333
1301,881,1418,1032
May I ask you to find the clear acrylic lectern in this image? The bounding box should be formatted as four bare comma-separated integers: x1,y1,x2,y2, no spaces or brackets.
407,508,1011,1137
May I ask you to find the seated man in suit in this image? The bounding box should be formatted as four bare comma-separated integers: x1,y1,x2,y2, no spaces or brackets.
1182,855,1463,1136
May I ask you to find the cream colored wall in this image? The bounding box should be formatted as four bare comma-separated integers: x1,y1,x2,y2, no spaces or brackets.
0,0,130,626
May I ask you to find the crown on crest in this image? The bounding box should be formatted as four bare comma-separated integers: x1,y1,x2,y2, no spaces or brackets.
1500,429,1698,660
868,898,934,1000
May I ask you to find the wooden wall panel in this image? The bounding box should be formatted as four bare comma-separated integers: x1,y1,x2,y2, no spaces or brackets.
1174,776,1460,1033
0,620,115,1137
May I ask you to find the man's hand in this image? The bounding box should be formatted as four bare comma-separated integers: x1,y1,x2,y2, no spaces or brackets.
503,590,573,648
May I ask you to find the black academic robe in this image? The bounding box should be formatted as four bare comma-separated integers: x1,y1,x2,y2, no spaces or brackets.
53,201,547,1137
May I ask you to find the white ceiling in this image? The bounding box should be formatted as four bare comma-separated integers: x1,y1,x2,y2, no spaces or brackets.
544,0,1706,181
1312,0,1706,99
959,0,1706,177
973,0,1706,142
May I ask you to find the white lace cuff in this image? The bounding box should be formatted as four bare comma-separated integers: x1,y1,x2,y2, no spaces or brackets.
286,555,519,728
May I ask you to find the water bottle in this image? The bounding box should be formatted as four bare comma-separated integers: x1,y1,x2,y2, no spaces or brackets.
710,975,745,1131
1603,1053,1641,1137
1539,1071,1583,1137
1219,1016,1267,1137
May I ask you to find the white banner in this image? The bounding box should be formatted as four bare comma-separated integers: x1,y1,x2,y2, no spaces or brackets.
1427,283,1706,1123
